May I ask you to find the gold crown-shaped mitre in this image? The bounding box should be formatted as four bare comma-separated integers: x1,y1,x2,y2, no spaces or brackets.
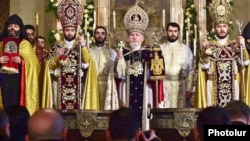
208,0,232,25
124,5,149,34
57,0,83,28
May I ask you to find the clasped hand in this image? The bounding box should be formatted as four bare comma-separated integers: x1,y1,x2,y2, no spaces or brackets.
202,38,210,49
78,35,86,46
116,50,123,59
57,47,67,56
0,56,21,64
237,35,245,47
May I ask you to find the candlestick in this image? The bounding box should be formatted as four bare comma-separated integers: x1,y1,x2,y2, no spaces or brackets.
93,10,96,35
84,17,87,35
35,12,39,25
179,8,183,41
93,10,96,28
113,10,116,29
87,33,90,47
199,31,203,39
194,24,197,40
193,39,197,57
162,9,165,28
186,30,189,47
187,18,190,33
171,7,175,22
180,23,183,41
104,7,107,26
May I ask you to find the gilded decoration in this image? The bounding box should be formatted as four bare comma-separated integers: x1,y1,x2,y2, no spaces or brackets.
110,0,170,46
174,112,196,137
150,108,201,138
62,111,110,138
76,112,98,137
149,30,165,80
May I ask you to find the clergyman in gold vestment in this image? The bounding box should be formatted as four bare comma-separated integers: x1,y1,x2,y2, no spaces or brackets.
158,22,194,108
195,0,250,108
41,0,99,110
0,14,40,115
83,26,119,110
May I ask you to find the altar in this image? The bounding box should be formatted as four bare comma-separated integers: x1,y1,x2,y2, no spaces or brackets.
60,108,202,141
60,110,112,141
150,108,202,141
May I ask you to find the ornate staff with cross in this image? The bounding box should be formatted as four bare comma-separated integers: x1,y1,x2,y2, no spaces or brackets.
236,19,246,102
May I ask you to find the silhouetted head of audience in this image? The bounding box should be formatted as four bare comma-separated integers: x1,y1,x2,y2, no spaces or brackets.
107,107,161,141
5,105,30,141
107,107,140,141
25,108,67,141
224,100,250,125
0,109,10,141
194,106,231,141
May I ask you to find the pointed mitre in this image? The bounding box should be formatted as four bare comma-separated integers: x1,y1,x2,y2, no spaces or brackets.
123,4,149,34
208,0,232,25
57,0,83,28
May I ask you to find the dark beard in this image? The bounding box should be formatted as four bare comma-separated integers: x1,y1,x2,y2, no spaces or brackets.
167,35,178,42
215,32,227,39
65,34,76,42
94,38,106,47
8,30,20,37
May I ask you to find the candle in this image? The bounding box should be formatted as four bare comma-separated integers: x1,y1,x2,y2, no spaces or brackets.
193,39,197,57
93,10,96,35
180,23,183,41
186,30,189,47
199,31,203,41
194,24,197,40
179,8,183,41
171,7,175,21
87,33,90,47
187,18,190,33
93,10,96,28
84,17,87,35
104,7,107,26
113,10,116,29
162,9,165,28
35,12,39,25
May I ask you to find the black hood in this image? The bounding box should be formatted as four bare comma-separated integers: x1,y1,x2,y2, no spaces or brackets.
243,22,250,40
0,14,28,41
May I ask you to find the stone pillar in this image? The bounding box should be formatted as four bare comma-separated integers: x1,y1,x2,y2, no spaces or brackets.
170,0,183,23
170,0,184,41
197,0,206,48
97,0,109,28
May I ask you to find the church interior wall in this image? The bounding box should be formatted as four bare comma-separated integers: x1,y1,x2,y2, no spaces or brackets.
4,0,250,47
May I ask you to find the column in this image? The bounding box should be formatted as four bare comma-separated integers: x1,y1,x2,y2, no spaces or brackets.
197,0,206,48
170,0,183,41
